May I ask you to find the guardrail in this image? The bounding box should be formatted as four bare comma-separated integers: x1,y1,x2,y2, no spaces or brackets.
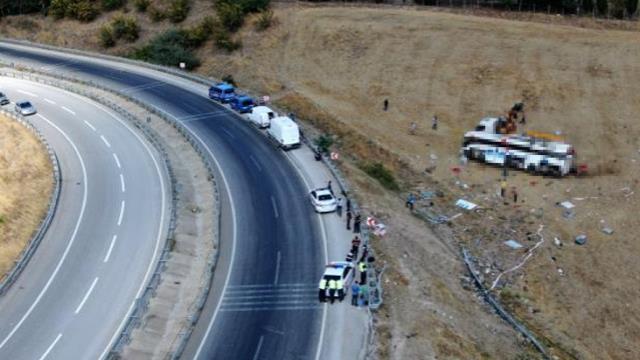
0,108,61,297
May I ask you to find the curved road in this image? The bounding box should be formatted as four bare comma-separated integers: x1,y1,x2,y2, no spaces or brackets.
0,43,326,359
0,77,169,359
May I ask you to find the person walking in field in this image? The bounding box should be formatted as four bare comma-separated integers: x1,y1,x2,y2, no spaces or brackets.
383,98,389,111
409,121,417,135
432,115,438,130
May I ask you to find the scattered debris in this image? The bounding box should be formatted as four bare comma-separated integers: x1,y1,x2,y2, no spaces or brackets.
456,199,478,210
558,201,575,209
420,191,435,200
504,240,523,249
448,213,463,221
490,225,545,290
575,235,587,245
601,227,614,235
554,237,563,248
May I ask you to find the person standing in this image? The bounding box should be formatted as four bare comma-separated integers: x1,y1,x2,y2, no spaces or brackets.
337,279,344,302
383,98,389,111
346,210,352,230
358,261,367,284
346,198,352,213
512,187,518,203
318,278,327,303
500,180,507,198
336,197,343,217
432,114,438,130
351,281,360,306
328,278,337,304
353,213,362,234
409,121,417,135
352,235,361,249
327,180,333,194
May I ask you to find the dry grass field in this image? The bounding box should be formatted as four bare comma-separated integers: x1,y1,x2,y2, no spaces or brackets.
0,114,52,279
3,3,640,358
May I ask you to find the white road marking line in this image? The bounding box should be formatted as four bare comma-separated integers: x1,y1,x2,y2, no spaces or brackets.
0,114,88,350
117,200,125,226
282,152,330,360
249,155,262,172
271,196,279,219
252,335,264,360
74,277,99,314
103,235,118,263
83,120,96,131
70,97,167,360
113,153,121,168
17,89,37,97
221,127,235,139
274,251,281,285
100,135,111,148
38,333,62,360
44,98,56,105
120,173,126,193
61,106,76,115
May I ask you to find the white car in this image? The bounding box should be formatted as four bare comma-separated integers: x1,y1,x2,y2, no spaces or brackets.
318,261,354,302
15,101,37,116
310,188,337,213
0,92,9,106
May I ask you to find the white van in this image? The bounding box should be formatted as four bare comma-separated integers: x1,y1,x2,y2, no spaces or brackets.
247,106,276,128
267,116,300,150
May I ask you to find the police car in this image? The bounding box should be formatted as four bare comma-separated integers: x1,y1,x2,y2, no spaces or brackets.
318,261,353,302
309,188,337,213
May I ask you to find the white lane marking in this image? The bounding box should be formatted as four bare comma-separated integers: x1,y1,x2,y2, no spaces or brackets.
83,120,96,131
44,98,56,105
38,333,62,360
283,151,330,360
61,106,76,115
249,155,262,172
274,251,281,285
17,89,37,97
117,200,125,226
221,127,235,139
270,196,279,219
100,135,111,148
252,335,265,360
119,173,126,193
113,153,121,169
0,113,88,350
74,99,167,360
103,235,118,263
74,277,99,314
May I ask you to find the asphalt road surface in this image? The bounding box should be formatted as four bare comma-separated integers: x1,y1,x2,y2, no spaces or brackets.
0,43,326,359
0,77,169,360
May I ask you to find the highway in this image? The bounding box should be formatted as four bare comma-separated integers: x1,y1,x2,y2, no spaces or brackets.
0,77,169,359
0,43,326,359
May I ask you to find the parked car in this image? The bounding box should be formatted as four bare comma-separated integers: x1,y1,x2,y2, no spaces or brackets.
230,95,255,113
0,92,9,106
318,261,354,302
310,187,337,213
267,116,300,150
208,82,237,103
247,106,276,128
15,101,36,116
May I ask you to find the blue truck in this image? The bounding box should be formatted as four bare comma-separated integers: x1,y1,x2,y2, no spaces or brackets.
230,95,255,113
209,82,237,103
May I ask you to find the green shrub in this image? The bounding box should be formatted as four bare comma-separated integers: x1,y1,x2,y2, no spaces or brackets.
148,5,166,22
215,0,244,32
313,134,334,155
237,0,270,13
102,0,126,11
133,0,149,12
255,9,274,31
49,0,98,22
213,29,241,52
99,25,116,47
184,16,216,48
48,0,68,19
130,29,200,70
167,0,190,23
361,162,399,191
111,15,139,42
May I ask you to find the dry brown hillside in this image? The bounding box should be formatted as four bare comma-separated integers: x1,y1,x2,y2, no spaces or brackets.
3,3,640,359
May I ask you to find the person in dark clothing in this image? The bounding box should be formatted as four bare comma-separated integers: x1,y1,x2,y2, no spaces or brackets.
512,188,518,203
352,236,361,248
346,210,352,230
346,198,352,213
336,198,343,217
383,98,389,111
327,180,333,194
353,213,361,234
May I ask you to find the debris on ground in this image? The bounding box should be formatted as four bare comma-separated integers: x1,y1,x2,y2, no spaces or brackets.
456,199,478,210
504,240,523,249
601,227,614,235
575,235,587,245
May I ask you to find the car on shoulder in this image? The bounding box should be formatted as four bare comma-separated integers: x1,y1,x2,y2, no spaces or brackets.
15,100,36,116
310,187,337,213
208,82,237,103
230,95,255,113
318,261,354,301
0,92,9,106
